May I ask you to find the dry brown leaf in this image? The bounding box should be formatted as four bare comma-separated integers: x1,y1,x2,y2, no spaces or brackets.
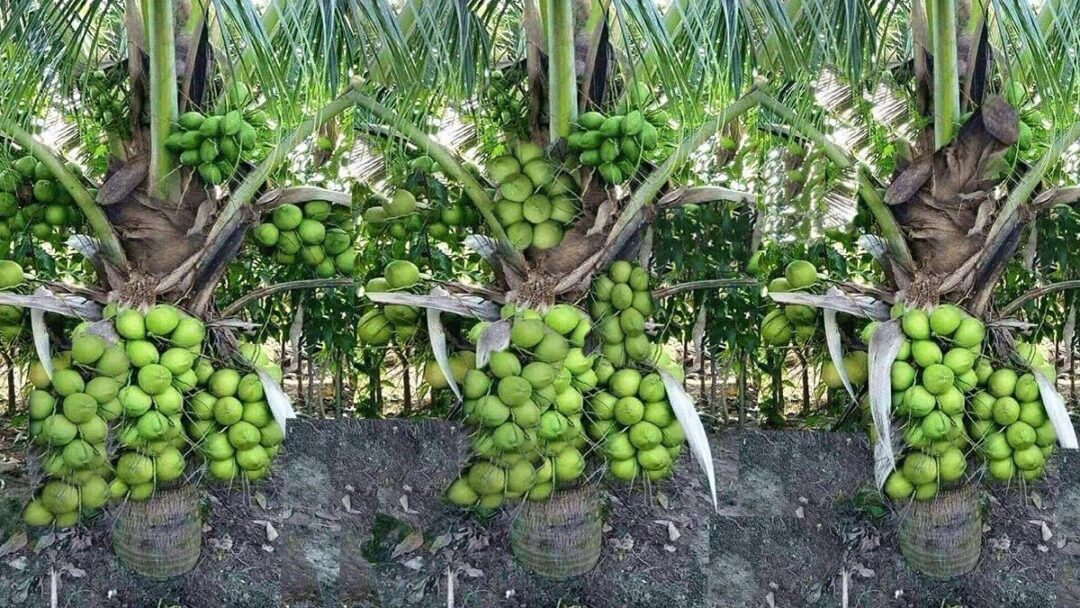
392,533,424,560
0,531,27,557
429,533,453,554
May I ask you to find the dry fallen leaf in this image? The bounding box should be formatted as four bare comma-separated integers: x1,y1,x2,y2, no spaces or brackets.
403,556,424,570
33,533,56,553
463,565,483,578
6,556,28,570
0,531,27,557
399,495,418,514
392,533,424,560
266,522,279,542
795,506,805,519
254,491,268,510
653,520,681,542
656,493,670,510
429,533,453,554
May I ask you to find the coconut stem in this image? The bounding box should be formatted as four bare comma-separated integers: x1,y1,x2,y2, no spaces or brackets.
546,0,578,140
930,0,960,149
146,0,181,201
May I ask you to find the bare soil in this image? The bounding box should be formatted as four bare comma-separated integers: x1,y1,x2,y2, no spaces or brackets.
1,420,1078,608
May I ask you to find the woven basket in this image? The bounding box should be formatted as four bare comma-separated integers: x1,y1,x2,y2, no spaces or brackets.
898,485,981,579
510,485,602,580
112,484,202,579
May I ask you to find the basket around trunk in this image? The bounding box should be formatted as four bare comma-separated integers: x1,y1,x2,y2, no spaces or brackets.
510,485,602,580
898,484,981,579
112,484,202,579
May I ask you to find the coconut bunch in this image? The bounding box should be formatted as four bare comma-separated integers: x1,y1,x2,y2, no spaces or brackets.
105,305,210,503
443,304,596,513
567,83,666,185
363,175,480,244
759,260,821,347
250,200,360,278
588,368,685,483
357,260,423,346
871,304,989,502
0,260,26,342
0,154,85,252
999,81,1045,164
22,344,118,528
968,341,1057,484
480,68,527,133
79,68,129,136
591,260,678,377
362,188,425,239
165,102,266,186
587,261,686,483
403,156,482,241
486,141,580,251
188,342,284,484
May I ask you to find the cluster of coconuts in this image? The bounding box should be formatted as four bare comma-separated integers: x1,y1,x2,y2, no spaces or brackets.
480,68,527,132
443,303,596,513
188,342,284,483
969,341,1057,484
568,83,665,185
21,304,205,526
401,155,482,241
486,141,580,251
103,305,209,503
588,261,686,482
591,261,664,369
875,304,989,502
759,260,821,347
0,154,85,250
22,342,119,528
362,181,480,243
250,200,360,277
589,368,685,483
79,68,129,136
165,102,266,186
0,260,25,342
357,260,423,346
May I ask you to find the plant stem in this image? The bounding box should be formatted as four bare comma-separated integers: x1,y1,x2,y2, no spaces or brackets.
1000,280,1080,318
930,0,960,148
546,0,578,140
652,278,756,299
146,0,180,200
752,90,916,272
220,278,355,318
348,87,526,271
0,119,128,269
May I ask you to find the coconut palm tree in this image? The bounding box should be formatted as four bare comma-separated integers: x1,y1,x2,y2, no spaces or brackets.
4,0,1080,528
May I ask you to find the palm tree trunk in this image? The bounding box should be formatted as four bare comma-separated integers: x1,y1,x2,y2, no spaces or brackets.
930,0,960,149
146,0,180,200
546,0,578,140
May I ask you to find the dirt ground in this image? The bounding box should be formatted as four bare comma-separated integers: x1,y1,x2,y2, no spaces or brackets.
1,420,1078,608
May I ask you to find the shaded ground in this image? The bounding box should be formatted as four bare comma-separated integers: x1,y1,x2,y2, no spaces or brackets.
1,421,1078,607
